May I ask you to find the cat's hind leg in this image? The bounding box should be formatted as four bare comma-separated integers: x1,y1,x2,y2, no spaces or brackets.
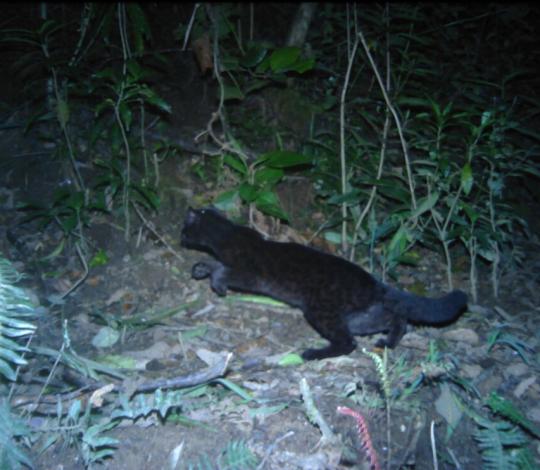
301,310,357,360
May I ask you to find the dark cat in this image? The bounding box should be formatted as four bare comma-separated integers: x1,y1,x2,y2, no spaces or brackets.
181,207,468,360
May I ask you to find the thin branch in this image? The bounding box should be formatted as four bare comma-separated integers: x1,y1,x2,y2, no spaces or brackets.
339,34,360,253
357,30,417,211
182,3,200,51
131,201,184,263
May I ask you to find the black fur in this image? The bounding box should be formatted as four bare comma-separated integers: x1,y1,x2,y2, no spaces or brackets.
181,207,468,360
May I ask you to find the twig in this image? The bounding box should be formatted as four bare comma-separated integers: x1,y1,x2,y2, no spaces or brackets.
131,201,184,263
357,30,417,211
430,420,439,470
339,34,360,254
299,377,335,442
15,353,232,412
447,448,462,470
182,3,200,51
256,431,295,470
60,242,89,299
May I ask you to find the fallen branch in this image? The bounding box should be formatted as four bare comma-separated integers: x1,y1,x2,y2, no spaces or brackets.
13,353,232,412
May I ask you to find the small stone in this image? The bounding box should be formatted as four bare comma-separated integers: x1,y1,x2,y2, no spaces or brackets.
461,364,483,379
442,328,479,345
503,362,529,378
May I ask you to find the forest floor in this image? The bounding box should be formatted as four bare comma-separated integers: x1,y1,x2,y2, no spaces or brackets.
1,54,540,470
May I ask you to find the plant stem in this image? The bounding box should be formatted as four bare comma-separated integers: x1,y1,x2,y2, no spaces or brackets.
339,34,360,253
357,30,417,212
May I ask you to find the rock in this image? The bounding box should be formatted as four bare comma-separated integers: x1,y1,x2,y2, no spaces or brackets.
442,328,479,345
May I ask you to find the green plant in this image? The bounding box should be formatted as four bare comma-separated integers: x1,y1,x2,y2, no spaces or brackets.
216,149,312,220
0,256,37,382
3,4,168,254
0,255,37,469
487,329,534,365
187,440,259,470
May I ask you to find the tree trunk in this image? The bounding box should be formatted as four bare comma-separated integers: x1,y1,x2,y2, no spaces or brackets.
286,3,317,48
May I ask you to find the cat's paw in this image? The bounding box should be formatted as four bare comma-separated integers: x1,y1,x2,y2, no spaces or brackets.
192,262,212,279
374,338,397,349
301,348,327,361
211,279,228,296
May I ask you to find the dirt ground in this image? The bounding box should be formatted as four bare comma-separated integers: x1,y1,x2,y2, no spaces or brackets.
1,53,539,470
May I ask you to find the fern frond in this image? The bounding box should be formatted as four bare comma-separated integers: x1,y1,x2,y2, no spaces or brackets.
219,440,258,469
473,416,529,470
362,347,391,401
487,392,540,439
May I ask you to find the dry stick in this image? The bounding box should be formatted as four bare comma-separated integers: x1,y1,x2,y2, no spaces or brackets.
182,3,201,51
349,110,390,262
299,377,335,442
15,353,232,413
357,30,417,212
131,201,184,263
22,321,68,420
339,34,360,254
429,184,463,290
60,242,89,299
256,431,295,470
202,6,256,224
117,4,132,242
349,4,392,262
430,420,439,470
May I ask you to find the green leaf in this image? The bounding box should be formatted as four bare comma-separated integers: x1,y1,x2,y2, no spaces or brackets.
411,192,439,218
269,46,301,72
91,326,120,348
240,46,268,68
461,163,473,195
388,226,408,258
118,101,132,131
140,88,172,113
238,182,259,203
214,189,239,211
223,154,247,175
89,249,109,268
56,98,69,129
259,150,312,168
278,353,304,366
226,294,287,307
40,239,65,261
132,185,160,209
222,84,244,101
327,189,362,205
0,358,16,381
127,4,151,53
255,191,288,220
213,378,253,401
461,202,479,224
180,325,208,341
244,79,271,95
126,59,143,80
254,167,284,186
66,191,85,210
290,57,315,73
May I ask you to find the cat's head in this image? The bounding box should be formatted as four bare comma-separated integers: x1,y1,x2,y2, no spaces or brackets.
181,206,230,249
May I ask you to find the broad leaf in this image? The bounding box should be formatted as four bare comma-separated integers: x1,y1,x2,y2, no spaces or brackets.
269,46,301,72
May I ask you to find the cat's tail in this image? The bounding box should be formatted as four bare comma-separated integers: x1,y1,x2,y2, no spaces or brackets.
383,286,468,324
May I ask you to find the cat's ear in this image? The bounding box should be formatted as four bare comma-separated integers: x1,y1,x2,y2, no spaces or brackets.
185,207,198,224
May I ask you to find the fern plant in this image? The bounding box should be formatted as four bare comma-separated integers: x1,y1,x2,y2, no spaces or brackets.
187,439,258,470
0,255,38,469
473,415,532,470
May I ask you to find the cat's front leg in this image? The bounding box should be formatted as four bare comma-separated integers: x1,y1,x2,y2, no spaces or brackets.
191,261,213,279
191,260,229,296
